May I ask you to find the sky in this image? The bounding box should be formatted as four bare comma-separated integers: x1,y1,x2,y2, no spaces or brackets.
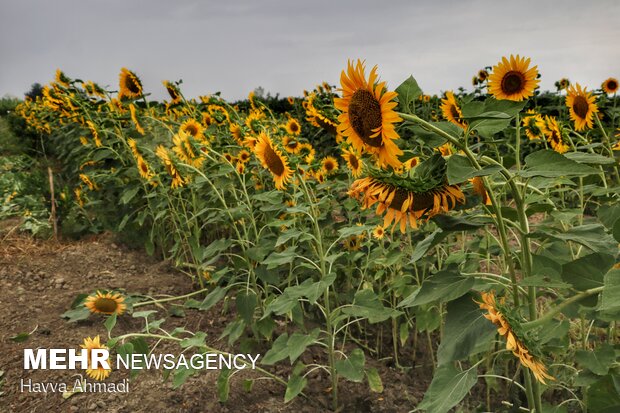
1,0,619,101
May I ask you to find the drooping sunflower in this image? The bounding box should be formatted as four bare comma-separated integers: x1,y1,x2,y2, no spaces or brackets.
543,116,569,154
298,142,316,164
555,78,570,91
80,336,112,381
335,60,403,169
86,120,102,147
348,155,465,233
471,176,491,206
172,130,204,168
118,68,143,100
440,91,467,129
129,104,145,135
285,118,302,135
155,145,186,189
488,55,539,101
207,104,230,126
180,119,205,141
566,83,598,131
477,69,489,83
253,132,293,190
321,156,339,175
341,147,364,177
79,173,98,191
84,291,126,315
521,109,547,141
478,292,553,384
55,69,71,88
602,78,619,95
163,80,182,104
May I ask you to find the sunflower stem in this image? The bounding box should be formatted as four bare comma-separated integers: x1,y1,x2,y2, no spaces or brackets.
133,287,212,308
594,115,620,183
515,113,521,170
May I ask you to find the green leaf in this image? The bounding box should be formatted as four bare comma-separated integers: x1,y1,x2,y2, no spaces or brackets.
10,332,31,343
401,270,474,307
533,224,618,257
564,152,616,165
418,364,478,413
104,313,117,335
396,75,423,113
576,344,616,375
461,98,525,138
236,291,257,324
600,269,620,312
366,368,384,393
180,332,207,349
410,229,447,263
288,330,319,363
586,374,620,413
437,294,496,365
120,187,140,204
275,229,303,247
217,369,231,402
284,374,307,403
262,333,290,365
335,348,365,382
342,289,402,323
521,150,599,178
562,253,615,291
199,286,226,310
446,155,503,185
263,248,297,269
61,306,90,323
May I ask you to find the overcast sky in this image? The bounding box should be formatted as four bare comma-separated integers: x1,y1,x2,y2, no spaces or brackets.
1,0,618,101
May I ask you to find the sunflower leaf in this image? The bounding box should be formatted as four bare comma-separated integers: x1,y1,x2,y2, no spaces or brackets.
521,150,599,178
395,75,422,114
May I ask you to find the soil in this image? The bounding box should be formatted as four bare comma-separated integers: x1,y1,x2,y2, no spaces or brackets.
0,222,432,413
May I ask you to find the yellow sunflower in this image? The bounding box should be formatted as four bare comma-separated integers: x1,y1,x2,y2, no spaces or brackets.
79,174,98,191
349,175,465,233
172,130,204,168
156,145,186,189
285,118,302,135
253,132,294,190
118,68,143,100
180,119,205,141
372,225,385,240
602,78,619,94
566,83,598,131
208,104,230,126
471,176,491,205
163,80,182,104
55,69,71,88
341,147,364,177
440,91,467,129
299,142,316,164
129,104,145,135
544,116,569,154
282,136,302,154
80,336,112,381
229,123,243,144
521,109,547,141
334,60,403,169
321,156,339,175
84,291,126,315
477,69,489,82
478,292,553,384
237,149,251,164
488,55,539,101
403,156,419,170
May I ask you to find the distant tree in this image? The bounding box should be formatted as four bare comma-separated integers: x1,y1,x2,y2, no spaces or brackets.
25,83,43,100
253,86,265,98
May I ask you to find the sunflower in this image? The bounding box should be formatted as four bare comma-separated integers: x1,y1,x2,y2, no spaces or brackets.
348,157,465,233
437,143,454,157
237,149,251,164
173,130,204,168
84,291,126,315
235,162,246,174
156,145,186,189
287,96,295,105
253,132,293,190
403,156,419,170
440,91,467,129
478,292,553,384
207,104,230,126
344,235,363,251
282,136,301,154
180,119,205,141
521,109,547,141
471,176,491,205
555,78,570,91
118,68,143,100
488,55,539,101
335,60,403,169
477,69,489,82
543,116,569,154
602,78,619,94
129,104,145,135
163,80,182,104
299,142,316,164
341,148,364,177
245,109,265,134
566,83,598,131
285,118,302,135
372,225,385,240
79,136,89,146
79,174,98,191
74,186,84,207
55,69,71,88
320,156,339,175
86,120,102,147
136,155,154,180
80,336,112,381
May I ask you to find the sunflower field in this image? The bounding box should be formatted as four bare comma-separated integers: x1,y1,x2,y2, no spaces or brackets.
4,55,620,412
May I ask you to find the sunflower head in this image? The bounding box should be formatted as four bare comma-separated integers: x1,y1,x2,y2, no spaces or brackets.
334,60,403,169
285,118,302,135
372,225,385,240
440,91,466,129
321,156,339,175
163,80,182,104
341,147,363,177
566,83,598,131
253,132,294,190
180,119,205,141
488,55,539,101
80,336,112,381
602,77,619,95
118,68,143,100
84,291,126,315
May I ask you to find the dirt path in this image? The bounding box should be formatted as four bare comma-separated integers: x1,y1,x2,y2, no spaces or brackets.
0,226,425,413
